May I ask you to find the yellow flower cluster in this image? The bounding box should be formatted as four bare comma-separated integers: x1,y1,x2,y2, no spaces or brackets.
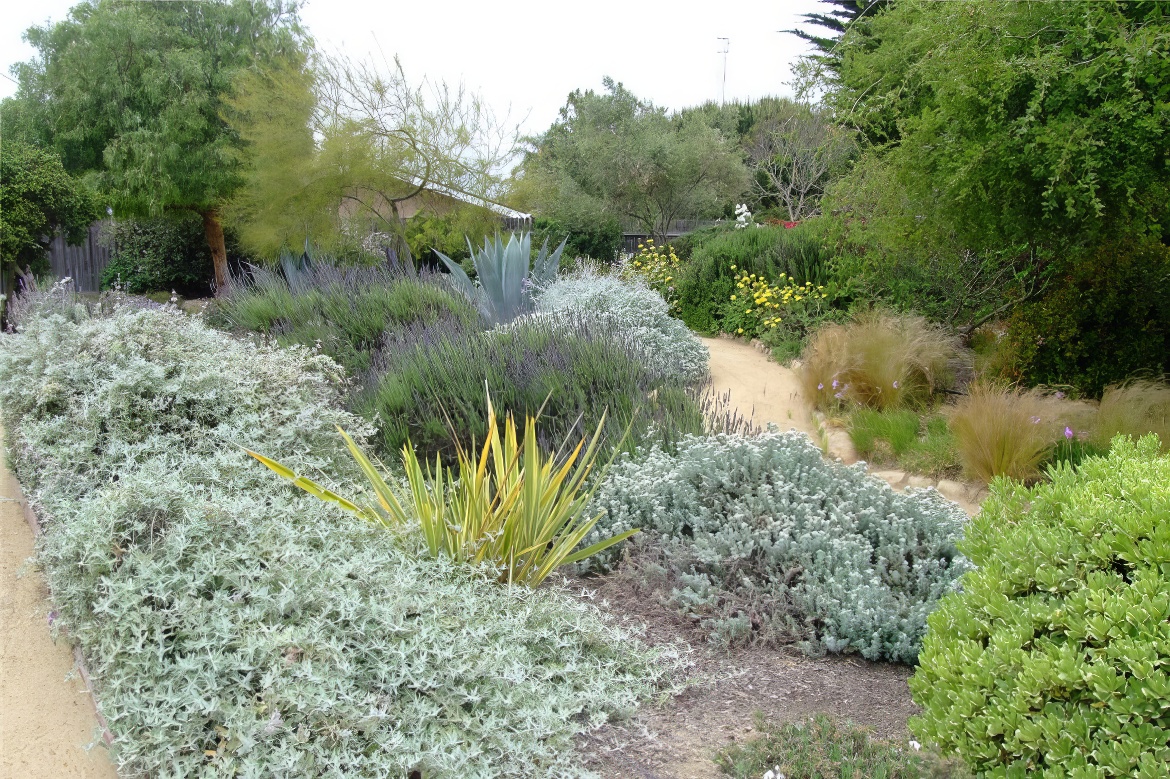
622,239,681,310
729,265,828,334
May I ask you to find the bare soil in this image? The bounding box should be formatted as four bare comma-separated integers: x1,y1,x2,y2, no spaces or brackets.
576,571,918,779
701,336,819,440
0,436,117,779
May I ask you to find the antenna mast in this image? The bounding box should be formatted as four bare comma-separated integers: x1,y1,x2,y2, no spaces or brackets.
716,37,730,106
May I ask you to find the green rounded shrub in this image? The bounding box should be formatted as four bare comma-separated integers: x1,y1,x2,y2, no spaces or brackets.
100,214,221,296
1004,238,1170,396
910,436,1170,778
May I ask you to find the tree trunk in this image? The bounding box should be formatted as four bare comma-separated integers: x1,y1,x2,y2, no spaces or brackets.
201,209,230,294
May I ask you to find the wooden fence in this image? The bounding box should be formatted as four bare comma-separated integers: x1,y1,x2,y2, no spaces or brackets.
620,219,720,254
47,220,112,293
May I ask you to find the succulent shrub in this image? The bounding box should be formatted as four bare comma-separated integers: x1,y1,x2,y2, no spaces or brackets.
436,232,565,325
535,269,709,385
911,436,1170,778
584,431,970,662
0,305,680,777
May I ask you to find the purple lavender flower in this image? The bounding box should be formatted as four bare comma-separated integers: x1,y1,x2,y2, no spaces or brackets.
1064,426,1074,440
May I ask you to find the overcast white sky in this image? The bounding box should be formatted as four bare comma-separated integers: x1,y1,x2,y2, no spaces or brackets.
2,0,823,136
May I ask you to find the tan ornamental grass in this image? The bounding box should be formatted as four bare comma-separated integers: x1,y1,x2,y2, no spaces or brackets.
1092,379,1170,451
800,311,961,411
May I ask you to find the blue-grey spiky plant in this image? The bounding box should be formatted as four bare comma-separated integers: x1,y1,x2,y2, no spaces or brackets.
435,232,566,325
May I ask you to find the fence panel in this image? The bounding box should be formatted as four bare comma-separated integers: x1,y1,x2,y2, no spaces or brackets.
47,220,112,292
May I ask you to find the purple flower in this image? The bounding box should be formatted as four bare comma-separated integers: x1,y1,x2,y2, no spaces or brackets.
834,391,845,400
831,379,839,390
1054,391,1066,399
817,383,824,390
1030,416,1041,424
892,380,900,389
1064,426,1074,440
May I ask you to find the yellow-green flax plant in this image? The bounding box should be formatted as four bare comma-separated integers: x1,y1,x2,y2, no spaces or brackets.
247,399,637,587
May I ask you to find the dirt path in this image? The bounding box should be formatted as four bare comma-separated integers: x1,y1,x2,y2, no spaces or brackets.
702,336,985,515
701,336,817,439
0,433,117,779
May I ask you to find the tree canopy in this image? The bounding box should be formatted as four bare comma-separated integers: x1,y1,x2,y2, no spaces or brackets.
9,0,307,288
826,0,1170,251
519,79,748,242
0,142,100,289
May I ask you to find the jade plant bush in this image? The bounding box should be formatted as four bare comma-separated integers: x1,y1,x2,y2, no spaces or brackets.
0,302,680,777
584,431,970,662
911,436,1170,777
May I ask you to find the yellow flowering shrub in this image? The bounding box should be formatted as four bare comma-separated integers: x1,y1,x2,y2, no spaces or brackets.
721,267,828,340
620,239,682,312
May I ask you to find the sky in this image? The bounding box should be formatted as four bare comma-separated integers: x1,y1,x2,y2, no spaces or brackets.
2,0,823,136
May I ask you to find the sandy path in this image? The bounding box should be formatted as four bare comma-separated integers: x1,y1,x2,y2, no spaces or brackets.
701,336,818,439
0,434,117,779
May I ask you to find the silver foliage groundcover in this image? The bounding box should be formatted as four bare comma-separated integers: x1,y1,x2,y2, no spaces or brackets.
585,431,971,662
0,305,680,778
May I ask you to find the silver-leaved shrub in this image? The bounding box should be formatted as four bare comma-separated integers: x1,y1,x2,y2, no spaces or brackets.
536,269,709,384
911,436,1170,778
584,431,970,662
0,305,680,777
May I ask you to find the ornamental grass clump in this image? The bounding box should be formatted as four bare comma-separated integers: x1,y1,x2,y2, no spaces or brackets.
248,401,638,587
0,304,680,777
1091,378,1170,451
801,312,962,411
949,382,1088,483
585,431,970,662
911,436,1170,778
535,268,709,384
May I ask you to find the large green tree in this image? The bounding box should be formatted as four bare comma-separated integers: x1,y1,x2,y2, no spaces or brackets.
0,142,100,291
521,79,748,242
11,0,306,290
826,0,1170,250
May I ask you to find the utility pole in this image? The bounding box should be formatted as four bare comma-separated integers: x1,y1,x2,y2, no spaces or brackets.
716,37,729,106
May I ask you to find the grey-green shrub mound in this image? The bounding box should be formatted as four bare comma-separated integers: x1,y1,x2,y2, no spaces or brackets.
535,270,709,384
910,436,1170,778
584,431,970,662
0,305,679,777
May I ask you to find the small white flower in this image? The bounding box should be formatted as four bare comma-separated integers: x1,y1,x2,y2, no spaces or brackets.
909,739,922,751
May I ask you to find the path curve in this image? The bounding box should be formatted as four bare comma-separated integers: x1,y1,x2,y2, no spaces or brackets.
701,336,817,439
702,336,984,515
1,428,117,779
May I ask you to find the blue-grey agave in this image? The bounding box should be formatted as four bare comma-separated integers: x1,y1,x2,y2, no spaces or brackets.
435,232,566,325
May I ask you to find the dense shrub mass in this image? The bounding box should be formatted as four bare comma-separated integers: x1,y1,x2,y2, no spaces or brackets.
208,263,480,376
0,304,678,777
911,437,1170,777
535,270,709,384
585,431,970,662
672,224,833,334
1004,239,1170,396
359,315,704,461
99,214,232,297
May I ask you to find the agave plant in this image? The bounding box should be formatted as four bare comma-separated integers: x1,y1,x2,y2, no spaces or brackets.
435,232,566,325
246,397,636,587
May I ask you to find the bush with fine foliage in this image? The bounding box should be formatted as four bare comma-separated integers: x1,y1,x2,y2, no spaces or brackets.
584,431,970,662
0,304,679,777
911,436,1170,778
1005,238,1170,396
535,269,709,384
207,262,480,376
358,315,705,461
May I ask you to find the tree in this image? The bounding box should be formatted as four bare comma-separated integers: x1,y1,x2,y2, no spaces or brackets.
12,0,307,290
522,79,748,242
224,53,516,261
745,100,856,221
788,0,891,64
0,142,100,292
826,0,1170,250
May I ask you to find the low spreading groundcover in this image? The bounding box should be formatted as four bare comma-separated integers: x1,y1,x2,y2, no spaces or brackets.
0,300,681,777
